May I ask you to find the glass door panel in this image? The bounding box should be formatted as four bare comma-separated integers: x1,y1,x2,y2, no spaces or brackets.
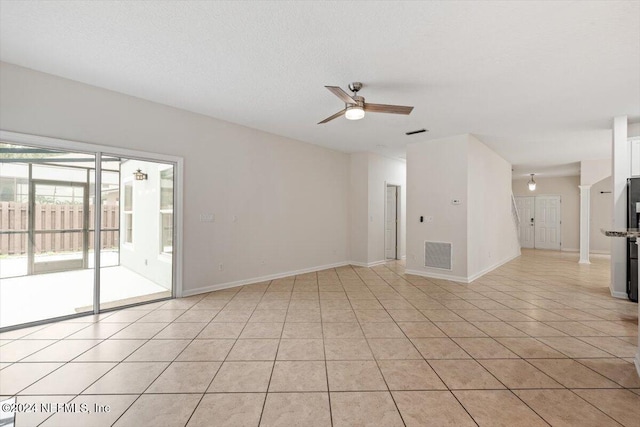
0,143,95,328
99,158,174,310
0,162,29,279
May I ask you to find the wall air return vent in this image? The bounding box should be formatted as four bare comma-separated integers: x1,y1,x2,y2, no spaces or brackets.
424,241,452,270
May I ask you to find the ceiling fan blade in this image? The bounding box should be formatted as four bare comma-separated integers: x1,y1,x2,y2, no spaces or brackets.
318,109,346,124
325,86,357,104
364,103,414,115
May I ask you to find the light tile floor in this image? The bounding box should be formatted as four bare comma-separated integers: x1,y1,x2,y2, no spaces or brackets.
1,249,639,426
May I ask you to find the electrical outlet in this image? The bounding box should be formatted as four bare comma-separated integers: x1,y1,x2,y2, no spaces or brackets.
451,199,462,205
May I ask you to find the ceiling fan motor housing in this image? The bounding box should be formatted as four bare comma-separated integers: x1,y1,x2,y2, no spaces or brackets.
348,95,365,108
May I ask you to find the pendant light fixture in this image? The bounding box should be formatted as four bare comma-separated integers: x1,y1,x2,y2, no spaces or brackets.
528,174,536,191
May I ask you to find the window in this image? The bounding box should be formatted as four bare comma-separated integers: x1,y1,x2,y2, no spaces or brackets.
124,181,133,244
159,167,173,254
0,177,28,202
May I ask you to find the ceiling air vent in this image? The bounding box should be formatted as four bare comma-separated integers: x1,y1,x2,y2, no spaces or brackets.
405,129,428,136
424,241,452,270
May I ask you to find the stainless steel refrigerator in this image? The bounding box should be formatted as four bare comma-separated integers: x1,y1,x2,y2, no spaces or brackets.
627,178,640,302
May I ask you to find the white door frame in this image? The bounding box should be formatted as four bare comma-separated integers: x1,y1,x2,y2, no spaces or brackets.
384,182,401,260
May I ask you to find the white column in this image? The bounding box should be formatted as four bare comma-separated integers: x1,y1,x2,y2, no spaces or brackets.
579,185,591,264
611,116,629,298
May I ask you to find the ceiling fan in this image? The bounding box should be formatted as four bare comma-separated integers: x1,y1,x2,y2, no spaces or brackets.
318,82,414,124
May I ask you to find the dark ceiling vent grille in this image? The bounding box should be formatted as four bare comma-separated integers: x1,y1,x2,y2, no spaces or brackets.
405,129,427,135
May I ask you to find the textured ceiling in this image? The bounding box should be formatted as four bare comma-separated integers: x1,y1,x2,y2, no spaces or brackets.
1,1,639,176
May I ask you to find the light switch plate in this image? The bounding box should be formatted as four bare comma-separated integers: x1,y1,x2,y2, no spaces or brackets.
199,213,214,222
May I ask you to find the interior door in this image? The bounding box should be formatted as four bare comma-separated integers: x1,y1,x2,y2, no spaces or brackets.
515,196,535,248
385,185,397,259
534,195,561,250
30,180,89,274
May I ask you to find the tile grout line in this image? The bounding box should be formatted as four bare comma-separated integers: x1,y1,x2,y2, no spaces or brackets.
318,270,335,427
256,277,293,427
175,288,243,427
109,290,233,426
346,265,410,427
366,262,479,427
377,261,576,426
387,260,634,426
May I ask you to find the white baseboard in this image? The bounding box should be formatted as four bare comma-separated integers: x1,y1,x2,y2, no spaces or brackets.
349,260,388,268
609,288,628,299
405,252,520,284
368,260,389,267
401,255,407,260
348,261,368,267
404,269,469,284
561,247,579,252
466,253,521,282
182,261,349,297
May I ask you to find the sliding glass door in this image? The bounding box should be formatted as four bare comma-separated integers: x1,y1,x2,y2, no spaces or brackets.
98,157,174,310
0,141,177,329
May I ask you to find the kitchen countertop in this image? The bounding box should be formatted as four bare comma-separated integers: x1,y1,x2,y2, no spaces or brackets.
601,228,640,238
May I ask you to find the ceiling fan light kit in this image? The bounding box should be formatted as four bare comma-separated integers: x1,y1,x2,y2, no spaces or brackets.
318,82,414,124
345,105,365,120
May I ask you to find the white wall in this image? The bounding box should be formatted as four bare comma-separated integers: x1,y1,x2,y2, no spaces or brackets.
513,176,580,251
119,160,173,289
406,134,519,282
467,135,520,280
349,153,369,265
367,153,406,264
406,135,469,280
0,62,350,295
590,176,612,254
581,158,611,186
